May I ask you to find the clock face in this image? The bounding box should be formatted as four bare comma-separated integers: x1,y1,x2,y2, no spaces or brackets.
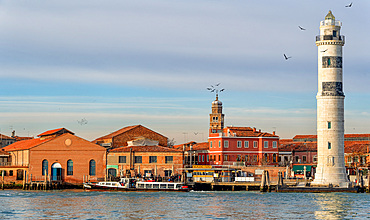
65,139,72,146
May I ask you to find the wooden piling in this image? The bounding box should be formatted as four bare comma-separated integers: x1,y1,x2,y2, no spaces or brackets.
1,171,4,190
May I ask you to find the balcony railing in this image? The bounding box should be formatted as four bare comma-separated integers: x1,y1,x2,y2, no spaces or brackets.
0,162,28,167
316,35,345,43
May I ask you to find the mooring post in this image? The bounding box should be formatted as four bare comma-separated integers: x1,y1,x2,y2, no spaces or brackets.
260,170,266,192
1,171,4,190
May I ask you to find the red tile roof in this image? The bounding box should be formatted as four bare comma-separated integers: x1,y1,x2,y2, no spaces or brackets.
93,125,151,143
13,136,34,141
0,134,14,140
0,150,10,156
38,128,74,137
192,142,209,151
279,138,370,154
2,138,50,151
173,142,209,151
110,145,182,152
225,127,278,138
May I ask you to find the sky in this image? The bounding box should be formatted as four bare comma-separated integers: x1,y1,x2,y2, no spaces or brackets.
0,0,369,144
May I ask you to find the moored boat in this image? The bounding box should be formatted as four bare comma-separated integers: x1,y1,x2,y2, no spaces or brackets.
84,177,189,192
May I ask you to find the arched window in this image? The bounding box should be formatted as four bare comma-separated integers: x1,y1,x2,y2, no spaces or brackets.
89,160,96,176
42,160,48,176
67,160,73,176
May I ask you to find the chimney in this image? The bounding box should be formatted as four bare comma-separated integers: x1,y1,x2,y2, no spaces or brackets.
11,130,15,137
259,129,261,133
253,127,256,132
273,131,276,135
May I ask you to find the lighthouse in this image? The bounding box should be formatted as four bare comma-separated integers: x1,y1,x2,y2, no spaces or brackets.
312,11,349,186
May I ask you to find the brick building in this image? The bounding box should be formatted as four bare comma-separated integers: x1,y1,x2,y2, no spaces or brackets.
173,141,209,166
2,128,106,184
207,95,279,166
107,137,183,179
94,125,168,149
279,134,370,178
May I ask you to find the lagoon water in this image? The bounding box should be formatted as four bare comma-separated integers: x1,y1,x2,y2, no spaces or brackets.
0,190,369,219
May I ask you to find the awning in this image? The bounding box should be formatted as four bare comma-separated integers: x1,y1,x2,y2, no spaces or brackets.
292,165,312,172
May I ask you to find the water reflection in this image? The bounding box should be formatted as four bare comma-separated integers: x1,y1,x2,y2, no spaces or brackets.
0,190,369,219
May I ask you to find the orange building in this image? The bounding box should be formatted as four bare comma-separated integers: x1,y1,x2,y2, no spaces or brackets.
2,128,106,184
107,139,183,179
207,95,279,166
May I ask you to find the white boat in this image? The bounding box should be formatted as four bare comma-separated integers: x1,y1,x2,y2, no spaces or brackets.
84,178,189,192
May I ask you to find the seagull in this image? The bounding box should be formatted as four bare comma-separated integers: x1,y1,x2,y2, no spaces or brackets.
345,2,352,7
283,54,292,60
298,26,306,31
320,49,328,53
220,89,225,92
215,83,220,86
207,87,213,90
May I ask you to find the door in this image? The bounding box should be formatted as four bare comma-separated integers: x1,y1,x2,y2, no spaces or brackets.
51,163,62,181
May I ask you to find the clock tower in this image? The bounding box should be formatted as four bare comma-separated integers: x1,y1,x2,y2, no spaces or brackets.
209,94,224,134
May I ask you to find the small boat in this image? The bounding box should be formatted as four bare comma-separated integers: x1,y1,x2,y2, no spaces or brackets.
84,177,189,192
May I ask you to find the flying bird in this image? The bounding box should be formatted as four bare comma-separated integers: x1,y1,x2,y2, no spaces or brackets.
77,118,88,126
345,2,352,7
298,26,306,31
207,87,213,90
321,49,328,53
283,54,292,60
220,89,225,92
215,83,220,86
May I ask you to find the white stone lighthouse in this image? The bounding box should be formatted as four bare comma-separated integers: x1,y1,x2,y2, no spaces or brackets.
313,11,349,186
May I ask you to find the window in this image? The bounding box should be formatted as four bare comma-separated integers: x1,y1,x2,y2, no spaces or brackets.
218,141,221,148
237,155,241,161
135,156,142,163
264,141,268,148
244,141,249,148
273,141,277,148
347,156,352,163
42,160,48,176
149,156,157,163
9,170,13,176
303,156,307,163
202,155,204,162
253,141,258,148
119,156,126,163
295,156,299,162
354,156,359,163
237,141,242,148
210,141,213,148
67,160,73,176
165,156,173,164
89,160,96,176
224,155,229,161
207,155,209,162
328,142,331,149
328,121,331,129
273,154,277,163
313,156,317,163
245,155,249,162
253,155,257,162
224,141,229,148
328,58,331,66
164,170,172,177
218,155,221,161
333,30,337,37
